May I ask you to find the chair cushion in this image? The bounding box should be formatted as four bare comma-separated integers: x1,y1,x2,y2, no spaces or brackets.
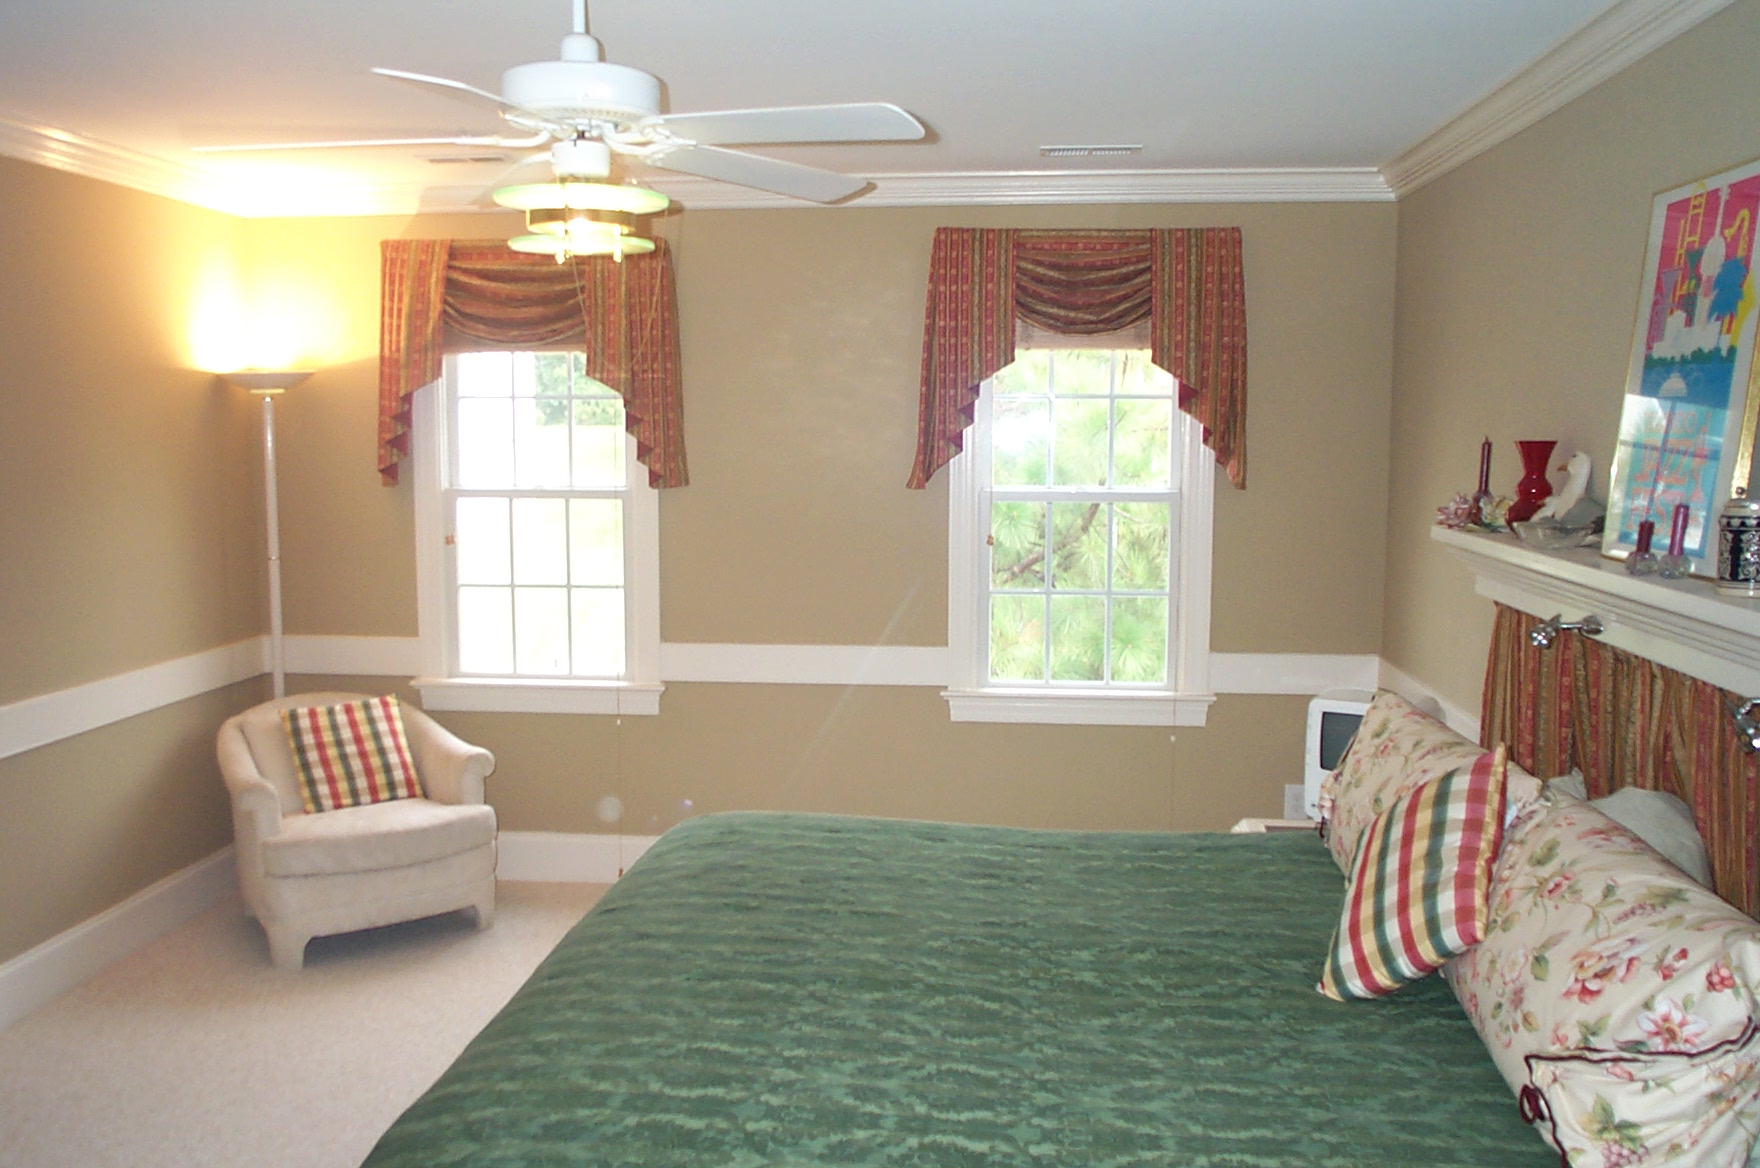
281,695,424,814
261,799,497,877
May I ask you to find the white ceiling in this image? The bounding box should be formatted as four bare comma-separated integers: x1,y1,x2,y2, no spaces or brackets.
0,0,1729,216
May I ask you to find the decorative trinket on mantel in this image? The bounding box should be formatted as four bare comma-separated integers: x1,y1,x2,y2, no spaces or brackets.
1506,439,1557,524
1717,488,1760,596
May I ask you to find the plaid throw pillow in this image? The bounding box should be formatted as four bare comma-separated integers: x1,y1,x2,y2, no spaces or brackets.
281,695,424,814
1319,744,1507,1001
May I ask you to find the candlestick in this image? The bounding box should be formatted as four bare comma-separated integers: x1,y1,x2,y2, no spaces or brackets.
1627,519,1658,575
1667,503,1688,555
1470,436,1494,526
1658,503,1691,578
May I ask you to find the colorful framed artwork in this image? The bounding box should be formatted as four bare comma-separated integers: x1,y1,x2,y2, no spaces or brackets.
1604,157,1760,574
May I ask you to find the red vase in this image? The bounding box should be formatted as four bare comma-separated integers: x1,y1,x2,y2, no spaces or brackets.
1506,439,1557,524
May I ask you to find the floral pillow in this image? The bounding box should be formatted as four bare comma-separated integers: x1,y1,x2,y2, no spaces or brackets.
1445,790,1760,1167
1317,690,1538,875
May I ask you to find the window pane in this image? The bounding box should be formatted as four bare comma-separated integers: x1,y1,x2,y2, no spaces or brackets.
455,351,512,396
993,350,1050,396
514,587,570,675
512,397,572,488
991,397,1048,486
1051,349,1113,395
1049,595,1106,680
989,594,1045,681
1113,503,1170,591
1117,351,1174,397
571,588,625,677
569,499,623,586
1113,399,1172,488
511,498,568,585
525,352,573,398
455,399,514,488
457,586,513,674
454,497,510,586
571,396,625,487
1111,597,1168,683
1051,398,1109,486
990,501,1045,589
1049,502,1107,590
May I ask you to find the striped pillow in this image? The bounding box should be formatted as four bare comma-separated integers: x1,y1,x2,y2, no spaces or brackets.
281,695,424,814
1319,744,1507,1001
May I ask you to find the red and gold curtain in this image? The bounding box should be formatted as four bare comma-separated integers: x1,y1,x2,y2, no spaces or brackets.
907,227,1248,490
1482,603,1760,916
378,239,687,488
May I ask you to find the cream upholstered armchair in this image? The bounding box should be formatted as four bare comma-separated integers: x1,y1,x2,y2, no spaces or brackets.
215,692,498,970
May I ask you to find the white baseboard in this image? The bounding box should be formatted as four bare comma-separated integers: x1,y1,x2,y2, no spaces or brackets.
0,847,237,1034
1378,659,1482,742
496,831,661,883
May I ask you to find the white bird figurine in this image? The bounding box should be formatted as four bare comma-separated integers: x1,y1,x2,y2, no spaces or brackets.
1532,451,1593,522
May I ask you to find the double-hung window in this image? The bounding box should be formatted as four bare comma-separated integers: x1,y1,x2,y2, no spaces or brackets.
412,351,661,714
945,345,1213,726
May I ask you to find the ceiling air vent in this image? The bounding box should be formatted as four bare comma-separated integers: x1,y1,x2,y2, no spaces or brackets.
1039,144,1142,158
425,154,512,165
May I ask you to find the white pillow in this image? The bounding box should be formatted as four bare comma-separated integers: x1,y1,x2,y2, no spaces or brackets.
1542,772,1712,886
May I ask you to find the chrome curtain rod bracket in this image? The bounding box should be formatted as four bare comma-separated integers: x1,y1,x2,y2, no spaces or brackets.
1529,613,1605,649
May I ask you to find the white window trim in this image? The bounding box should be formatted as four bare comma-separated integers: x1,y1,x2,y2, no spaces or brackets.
409,364,664,716
942,377,1214,727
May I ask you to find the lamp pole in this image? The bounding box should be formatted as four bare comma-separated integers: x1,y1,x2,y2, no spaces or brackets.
224,371,313,698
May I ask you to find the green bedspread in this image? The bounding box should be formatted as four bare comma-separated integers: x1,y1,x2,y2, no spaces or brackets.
365,813,1553,1167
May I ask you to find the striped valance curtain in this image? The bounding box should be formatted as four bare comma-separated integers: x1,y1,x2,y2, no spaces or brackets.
378,239,687,488
1481,603,1760,917
907,227,1248,489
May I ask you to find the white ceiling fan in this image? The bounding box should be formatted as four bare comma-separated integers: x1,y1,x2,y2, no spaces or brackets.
197,0,927,206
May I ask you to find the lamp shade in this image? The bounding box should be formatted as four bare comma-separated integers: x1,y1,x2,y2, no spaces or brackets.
223,370,313,392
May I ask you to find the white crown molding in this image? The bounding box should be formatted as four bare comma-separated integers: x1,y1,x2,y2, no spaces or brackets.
0,113,232,212
1382,0,1736,197
0,847,236,1033
649,168,1395,209
0,113,1392,214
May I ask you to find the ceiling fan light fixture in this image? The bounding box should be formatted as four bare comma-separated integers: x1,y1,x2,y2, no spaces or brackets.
525,206,638,236
509,231,656,262
492,179,670,216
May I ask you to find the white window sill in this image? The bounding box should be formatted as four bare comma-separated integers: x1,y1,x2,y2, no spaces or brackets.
942,687,1215,727
412,677,664,716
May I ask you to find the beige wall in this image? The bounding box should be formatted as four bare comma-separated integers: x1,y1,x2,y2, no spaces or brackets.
260,200,1396,841
0,157,269,961
1383,0,1760,711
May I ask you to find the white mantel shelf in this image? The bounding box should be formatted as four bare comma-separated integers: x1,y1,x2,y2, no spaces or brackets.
1432,525,1760,697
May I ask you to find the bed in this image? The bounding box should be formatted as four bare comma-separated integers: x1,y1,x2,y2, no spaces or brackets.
363,811,1553,1167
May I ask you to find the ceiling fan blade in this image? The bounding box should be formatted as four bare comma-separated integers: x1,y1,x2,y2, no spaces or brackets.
642,103,924,146
645,144,868,203
372,67,567,137
191,133,549,154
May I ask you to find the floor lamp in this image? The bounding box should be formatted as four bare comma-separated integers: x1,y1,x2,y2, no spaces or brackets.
225,371,312,698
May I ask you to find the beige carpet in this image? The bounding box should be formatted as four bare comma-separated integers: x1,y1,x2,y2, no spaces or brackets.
0,881,605,1168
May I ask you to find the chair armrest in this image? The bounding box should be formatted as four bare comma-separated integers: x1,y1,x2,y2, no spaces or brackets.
216,721,283,843
401,704,495,805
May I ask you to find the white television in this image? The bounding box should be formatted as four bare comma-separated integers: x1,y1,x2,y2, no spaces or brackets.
1303,689,1374,819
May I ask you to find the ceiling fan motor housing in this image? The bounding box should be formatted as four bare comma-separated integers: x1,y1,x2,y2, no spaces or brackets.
502,35,662,126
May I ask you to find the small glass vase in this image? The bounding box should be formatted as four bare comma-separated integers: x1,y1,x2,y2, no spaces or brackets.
1505,439,1556,525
